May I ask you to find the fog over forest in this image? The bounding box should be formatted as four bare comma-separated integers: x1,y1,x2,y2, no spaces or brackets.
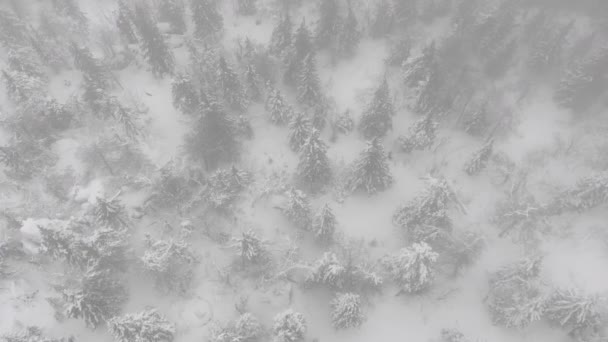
1,0,608,342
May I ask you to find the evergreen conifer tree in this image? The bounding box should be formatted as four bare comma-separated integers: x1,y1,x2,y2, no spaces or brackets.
464,140,493,175
347,138,393,194
191,0,223,38
312,203,336,244
399,115,438,153
284,19,313,86
184,100,239,170
296,129,332,192
281,187,312,230
265,85,293,125
269,13,293,56
359,79,394,139
296,53,322,107
288,111,312,152
133,4,175,76
244,63,263,102
218,56,248,111
159,0,186,34
330,293,364,329
63,266,128,329
336,4,361,58
172,73,200,114
116,0,138,44
383,242,438,294
315,0,340,49
370,0,394,38
272,309,307,342
108,310,175,342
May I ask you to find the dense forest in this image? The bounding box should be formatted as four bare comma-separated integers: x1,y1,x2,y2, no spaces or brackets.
1,0,608,341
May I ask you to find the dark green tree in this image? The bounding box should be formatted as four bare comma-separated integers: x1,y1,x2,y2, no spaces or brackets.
191,0,223,38
359,79,394,139
133,4,175,76
184,100,239,170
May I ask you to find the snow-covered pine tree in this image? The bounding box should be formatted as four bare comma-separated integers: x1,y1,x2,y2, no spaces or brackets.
191,0,223,38
332,109,354,135
383,242,438,294
294,18,314,62
306,251,383,291
545,288,602,336
109,99,143,141
296,53,322,107
94,195,128,230
335,3,361,58
269,13,293,57
133,4,175,76
330,292,364,329
39,222,130,271
236,0,257,16
265,85,293,125
347,138,393,195
464,140,493,175
141,238,197,294
281,187,312,230
312,204,336,244
393,176,454,241
203,166,251,211
244,63,263,102
284,19,313,86
288,111,312,152
358,78,394,139
38,223,94,269
146,161,196,211
295,129,332,193
63,265,128,329
272,309,307,342
159,0,186,34
486,257,546,329
398,114,438,153
172,73,200,114
231,230,268,265
218,56,248,111
184,99,240,170
402,42,438,91
306,252,346,289
210,313,263,342
315,0,340,50
370,0,394,38
70,43,111,114
548,173,608,214
108,309,175,342
3,326,70,342
116,0,137,44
